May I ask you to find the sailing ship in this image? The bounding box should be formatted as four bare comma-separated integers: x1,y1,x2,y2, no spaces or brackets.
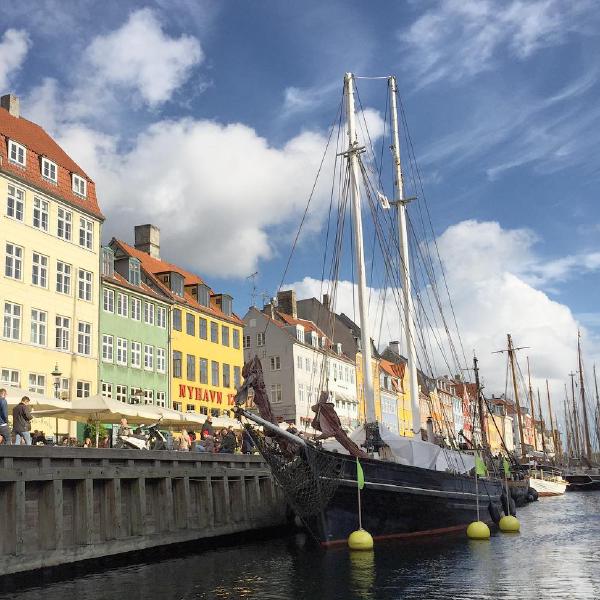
234,73,506,546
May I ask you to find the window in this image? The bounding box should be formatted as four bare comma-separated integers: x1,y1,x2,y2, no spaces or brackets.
79,217,94,250
156,391,166,407
77,322,91,355
131,341,141,368
156,348,166,373
31,252,48,288
297,328,305,343
0,368,20,386
76,381,91,399
144,345,154,370
221,295,232,316
197,284,210,307
199,358,208,384
30,309,47,345
270,356,281,371
210,322,218,343
222,325,230,347
131,297,141,321
101,381,113,399
305,357,311,371
5,243,23,279
157,306,167,328
173,402,182,412
211,361,219,386
186,354,196,381
117,293,128,317
188,404,196,413
199,317,207,339
222,363,231,388
102,247,114,276
173,350,182,378
57,208,72,241
55,315,70,350
296,356,303,370
173,308,182,331
59,378,69,399
298,384,304,404
8,140,26,166
128,258,140,285
144,302,155,325
41,157,57,180
234,366,241,389
72,174,87,197
78,269,93,301
56,261,72,294
116,385,127,403
102,334,113,362
243,334,250,349
257,332,265,346
144,389,154,405
233,329,240,349
186,313,196,336
3,302,21,340
170,272,184,297
116,338,127,365
28,373,45,395
32,198,49,231
7,184,24,220
270,384,282,404
103,293,117,319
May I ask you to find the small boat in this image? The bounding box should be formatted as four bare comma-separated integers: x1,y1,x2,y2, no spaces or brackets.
529,469,567,497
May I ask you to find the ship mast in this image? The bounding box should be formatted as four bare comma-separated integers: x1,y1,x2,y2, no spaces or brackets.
563,387,572,462
569,371,581,458
507,334,527,461
537,388,547,456
526,357,538,451
344,73,376,423
545,380,558,459
594,364,600,453
473,355,489,452
577,330,593,463
388,75,421,436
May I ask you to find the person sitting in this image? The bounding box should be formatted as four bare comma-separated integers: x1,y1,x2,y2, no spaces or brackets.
118,417,133,438
179,429,191,451
219,427,237,454
82,437,92,448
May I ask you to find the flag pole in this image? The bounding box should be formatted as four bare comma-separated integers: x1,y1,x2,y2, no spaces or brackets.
475,471,480,521
357,483,362,530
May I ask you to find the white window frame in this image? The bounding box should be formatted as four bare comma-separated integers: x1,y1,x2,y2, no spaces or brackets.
8,140,26,166
270,384,282,404
0,368,20,387
78,269,93,302
79,217,93,250
5,242,23,280
243,334,251,349
144,345,154,371
6,184,24,221
76,381,91,399
116,337,128,366
270,356,281,371
256,332,265,347
30,308,47,346
101,381,113,399
102,334,114,362
131,297,141,321
57,207,72,241
77,321,92,356
156,347,166,373
103,288,114,312
156,391,166,407
131,341,141,368
72,173,87,197
156,306,167,328
33,197,49,231
31,252,48,288
55,315,70,351
143,389,154,405
3,301,21,340
41,157,58,182
144,302,155,325
56,261,72,295
116,385,127,403
28,373,45,395
117,292,128,317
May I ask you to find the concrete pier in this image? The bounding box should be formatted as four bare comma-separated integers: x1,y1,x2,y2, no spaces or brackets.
0,447,286,576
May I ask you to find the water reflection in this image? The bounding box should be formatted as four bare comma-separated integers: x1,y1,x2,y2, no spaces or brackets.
0,492,598,600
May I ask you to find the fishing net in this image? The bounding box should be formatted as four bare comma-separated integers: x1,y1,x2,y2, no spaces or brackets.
246,425,344,518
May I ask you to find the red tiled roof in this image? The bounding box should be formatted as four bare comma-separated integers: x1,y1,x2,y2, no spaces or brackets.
112,239,243,326
380,358,405,379
0,107,103,219
276,311,326,338
101,272,171,304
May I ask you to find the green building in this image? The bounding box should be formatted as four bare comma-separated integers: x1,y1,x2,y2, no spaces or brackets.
99,245,171,407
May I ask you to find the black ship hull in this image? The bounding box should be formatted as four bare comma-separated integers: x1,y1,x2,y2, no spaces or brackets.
564,473,600,491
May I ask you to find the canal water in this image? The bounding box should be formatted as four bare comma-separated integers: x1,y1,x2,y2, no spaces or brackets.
1,491,598,600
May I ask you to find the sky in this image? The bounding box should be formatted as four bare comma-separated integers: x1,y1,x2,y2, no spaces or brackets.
1,0,599,414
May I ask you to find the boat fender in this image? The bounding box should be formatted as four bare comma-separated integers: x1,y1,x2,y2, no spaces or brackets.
488,502,502,524
509,496,517,516
501,492,517,516
528,487,539,502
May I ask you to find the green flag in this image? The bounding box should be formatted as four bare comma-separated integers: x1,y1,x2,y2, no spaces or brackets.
356,458,365,490
502,458,511,477
475,453,487,477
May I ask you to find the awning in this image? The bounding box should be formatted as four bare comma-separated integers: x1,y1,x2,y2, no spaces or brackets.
3,386,72,413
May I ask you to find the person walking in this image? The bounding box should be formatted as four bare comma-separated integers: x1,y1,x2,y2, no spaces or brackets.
13,396,33,445
0,388,12,445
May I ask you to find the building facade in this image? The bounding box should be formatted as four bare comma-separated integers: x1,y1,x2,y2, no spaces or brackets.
99,246,171,407
0,94,103,435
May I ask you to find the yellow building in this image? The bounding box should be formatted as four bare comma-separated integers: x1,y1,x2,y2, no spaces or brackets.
0,94,103,436
114,226,244,418
355,352,381,423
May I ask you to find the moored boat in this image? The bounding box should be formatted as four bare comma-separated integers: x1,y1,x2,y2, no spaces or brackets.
529,469,567,497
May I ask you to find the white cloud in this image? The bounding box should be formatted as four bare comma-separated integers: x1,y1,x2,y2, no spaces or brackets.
0,28,30,90
400,0,595,86
287,220,600,410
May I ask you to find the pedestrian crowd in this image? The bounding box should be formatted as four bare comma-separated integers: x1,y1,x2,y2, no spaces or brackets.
174,416,256,454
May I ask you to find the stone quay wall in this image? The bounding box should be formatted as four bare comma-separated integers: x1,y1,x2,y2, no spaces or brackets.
0,447,286,576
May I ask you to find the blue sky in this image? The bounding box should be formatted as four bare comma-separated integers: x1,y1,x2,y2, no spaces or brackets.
1,0,599,397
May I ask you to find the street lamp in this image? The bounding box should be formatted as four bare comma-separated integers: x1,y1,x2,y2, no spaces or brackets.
51,364,62,399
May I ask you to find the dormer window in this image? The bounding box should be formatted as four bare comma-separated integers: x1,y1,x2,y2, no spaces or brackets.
72,174,87,197
336,343,342,355
197,284,210,307
41,157,57,182
170,272,184,297
8,140,26,166
102,247,114,277
296,326,305,343
128,258,141,286
219,294,232,316
310,331,318,347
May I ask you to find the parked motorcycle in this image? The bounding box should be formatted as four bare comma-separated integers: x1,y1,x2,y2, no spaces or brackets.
116,419,167,450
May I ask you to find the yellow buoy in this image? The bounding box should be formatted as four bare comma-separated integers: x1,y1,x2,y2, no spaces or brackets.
466,521,490,540
348,528,374,550
499,515,520,532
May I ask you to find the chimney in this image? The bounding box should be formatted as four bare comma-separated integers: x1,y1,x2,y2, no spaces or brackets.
277,289,297,318
134,224,160,259
389,340,401,356
1,94,19,118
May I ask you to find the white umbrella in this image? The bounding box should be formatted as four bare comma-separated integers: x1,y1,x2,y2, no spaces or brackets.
4,386,72,412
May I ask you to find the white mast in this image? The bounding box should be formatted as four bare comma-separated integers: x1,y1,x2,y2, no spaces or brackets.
389,75,421,436
344,72,376,423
